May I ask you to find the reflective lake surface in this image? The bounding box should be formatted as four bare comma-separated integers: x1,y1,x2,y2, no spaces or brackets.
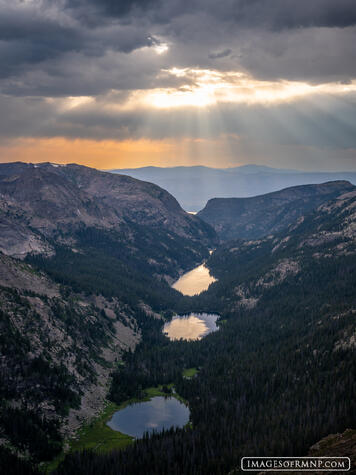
172,263,216,296
163,313,219,341
107,396,190,438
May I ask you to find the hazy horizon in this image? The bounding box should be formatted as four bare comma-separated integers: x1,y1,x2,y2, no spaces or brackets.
4,161,356,174
107,163,356,173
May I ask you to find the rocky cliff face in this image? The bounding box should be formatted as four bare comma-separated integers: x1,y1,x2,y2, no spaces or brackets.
198,181,355,241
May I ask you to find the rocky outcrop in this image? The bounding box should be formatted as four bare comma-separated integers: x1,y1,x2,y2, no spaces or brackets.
256,429,356,475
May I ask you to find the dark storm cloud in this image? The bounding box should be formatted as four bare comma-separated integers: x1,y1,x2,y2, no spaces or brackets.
0,0,156,84
0,6,82,78
1,0,356,97
64,0,159,20
219,0,356,30
236,26,356,83
64,0,356,29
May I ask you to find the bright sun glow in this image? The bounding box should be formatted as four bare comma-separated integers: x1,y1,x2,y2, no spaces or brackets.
137,68,356,109
48,68,356,117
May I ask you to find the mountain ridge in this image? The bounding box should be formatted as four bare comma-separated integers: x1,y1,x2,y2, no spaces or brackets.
197,180,355,241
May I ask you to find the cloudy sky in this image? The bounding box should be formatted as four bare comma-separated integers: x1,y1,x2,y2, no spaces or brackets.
1,0,356,170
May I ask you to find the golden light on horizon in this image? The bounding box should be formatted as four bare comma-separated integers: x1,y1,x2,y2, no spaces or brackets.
0,136,236,169
0,137,174,169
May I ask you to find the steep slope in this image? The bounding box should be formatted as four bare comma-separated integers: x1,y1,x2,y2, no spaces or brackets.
110,165,356,211
0,253,139,463
197,181,355,241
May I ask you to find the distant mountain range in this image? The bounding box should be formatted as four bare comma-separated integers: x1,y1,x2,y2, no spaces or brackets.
109,165,356,212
